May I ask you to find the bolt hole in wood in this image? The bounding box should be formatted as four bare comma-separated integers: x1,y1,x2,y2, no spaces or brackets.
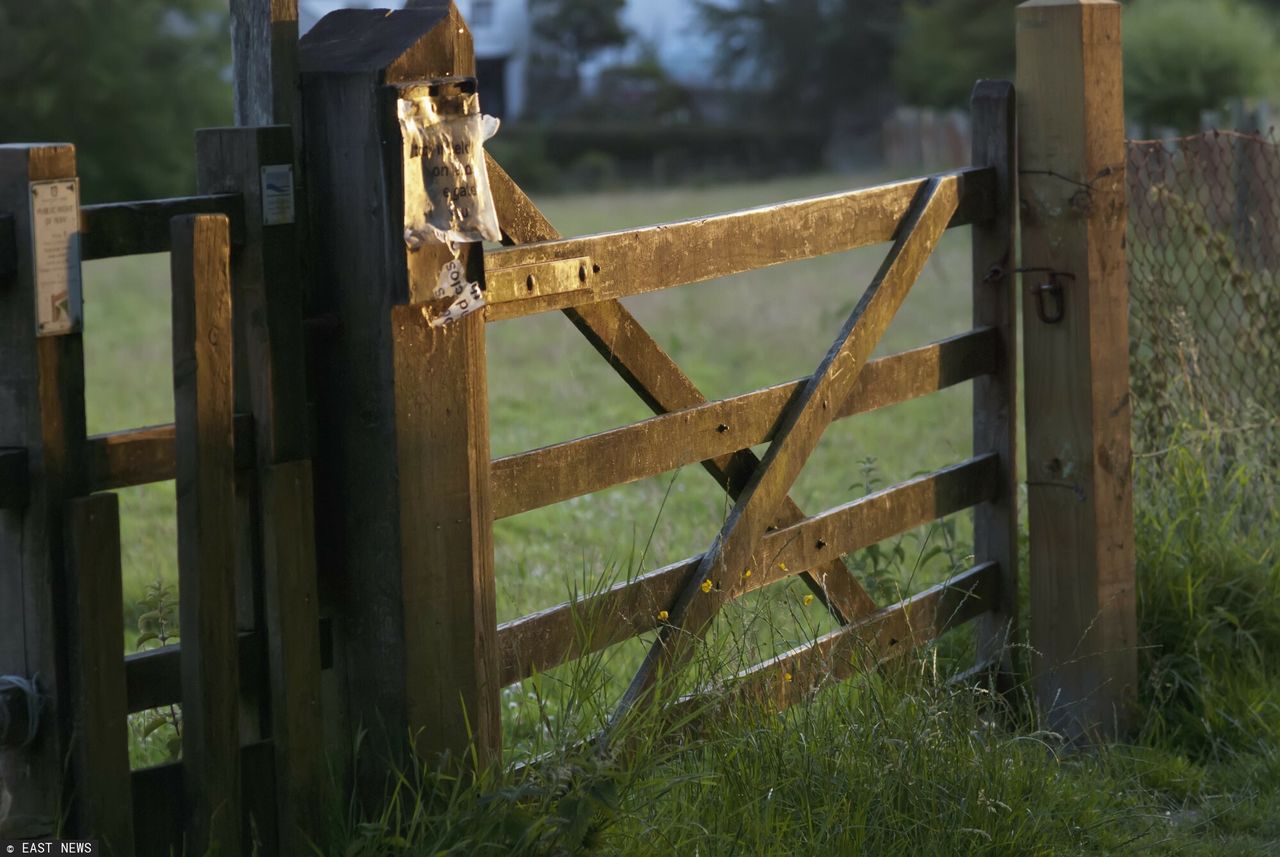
525,274,535,291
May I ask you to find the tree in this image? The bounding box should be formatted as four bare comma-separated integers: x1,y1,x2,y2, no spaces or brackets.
1124,0,1279,131
695,0,903,135
893,0,1017,109
0,0,232,203
530,0,629,71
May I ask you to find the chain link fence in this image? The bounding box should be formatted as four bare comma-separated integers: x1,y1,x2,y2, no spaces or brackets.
1126,130,1280,452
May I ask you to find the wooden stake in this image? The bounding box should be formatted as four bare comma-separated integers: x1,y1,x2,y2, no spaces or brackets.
1017,0,1137,739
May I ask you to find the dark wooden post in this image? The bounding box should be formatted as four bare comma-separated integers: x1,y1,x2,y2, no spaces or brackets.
970,81,1019,682
300,2,498,768
196,125,325,852
1016,0,1137,739
231,0,300,129
0,143,86,840
172,214,241,856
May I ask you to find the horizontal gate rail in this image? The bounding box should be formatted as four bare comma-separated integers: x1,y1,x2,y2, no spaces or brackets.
124,631,263,715
483,167,995,321
80,193,244,260
499,454,999,686
86,413,256,491
700,562,999,714
492,327,998,519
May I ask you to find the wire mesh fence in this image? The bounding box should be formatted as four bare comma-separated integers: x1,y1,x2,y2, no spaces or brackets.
1126,130,1280,452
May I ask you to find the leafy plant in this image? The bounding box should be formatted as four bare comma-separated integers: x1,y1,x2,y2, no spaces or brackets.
130,579,183,764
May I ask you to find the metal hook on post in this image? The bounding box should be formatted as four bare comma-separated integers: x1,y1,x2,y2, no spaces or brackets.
989,266,1075,324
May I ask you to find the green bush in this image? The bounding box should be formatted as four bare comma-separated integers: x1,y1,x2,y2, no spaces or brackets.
894,0,1017,109
1124,0,1279,131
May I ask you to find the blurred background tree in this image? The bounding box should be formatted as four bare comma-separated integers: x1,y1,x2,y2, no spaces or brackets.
893,0,1016,109
0,0,231,203
695,0,903,137
1123,0,1280,132
525,0,629,116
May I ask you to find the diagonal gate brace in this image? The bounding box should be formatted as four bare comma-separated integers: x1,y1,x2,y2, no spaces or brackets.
486,156,877,627
612,175,960,719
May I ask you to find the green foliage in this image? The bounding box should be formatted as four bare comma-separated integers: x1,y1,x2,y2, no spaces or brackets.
530,0,629,68
695,0,903,133
0,0,232,203
129,580,183,766
1124,0,1279,131
894,0,1017,109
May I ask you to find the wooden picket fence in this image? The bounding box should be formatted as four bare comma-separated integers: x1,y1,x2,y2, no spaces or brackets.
0,2,1137,854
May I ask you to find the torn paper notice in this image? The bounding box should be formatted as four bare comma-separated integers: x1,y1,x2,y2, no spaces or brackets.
399,84,501,248
429,257,486,327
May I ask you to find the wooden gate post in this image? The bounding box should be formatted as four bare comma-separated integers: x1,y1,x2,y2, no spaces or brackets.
1016,0,1137,739
300,2,498,771
0,143,86,839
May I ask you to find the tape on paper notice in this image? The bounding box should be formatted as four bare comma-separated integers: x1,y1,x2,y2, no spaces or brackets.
429,257,485,327
399,90,501,248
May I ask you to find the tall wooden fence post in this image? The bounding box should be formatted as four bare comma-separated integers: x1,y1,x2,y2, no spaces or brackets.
1016,0,1137,739
0,143,86,840
172,214,241,856
970,81,1019,682
300,2,498,772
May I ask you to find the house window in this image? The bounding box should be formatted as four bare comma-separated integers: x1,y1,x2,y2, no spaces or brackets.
472,0,494,26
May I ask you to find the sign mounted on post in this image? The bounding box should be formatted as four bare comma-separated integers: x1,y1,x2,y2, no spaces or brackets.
260,164,296,226
29,178,83,336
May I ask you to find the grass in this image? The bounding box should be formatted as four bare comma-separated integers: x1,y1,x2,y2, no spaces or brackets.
84,173,1280,852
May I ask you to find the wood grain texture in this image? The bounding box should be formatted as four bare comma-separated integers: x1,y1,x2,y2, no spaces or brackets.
499,455,998,686
483,167,994,320
0,447,28,509
487,156,877,628
124,631,264,715
86,414,256,491
231,0,299,128
726,563,1000,712
0,142,83,840
299,5,469,752
260,461,325,850
79,194,243,260
392,302,500,765
1017,0,1137,739
130,740,277,857
615,177,959,716
65,494,134,857
172,214,240,857
969,80,1021,680
492,329,998,518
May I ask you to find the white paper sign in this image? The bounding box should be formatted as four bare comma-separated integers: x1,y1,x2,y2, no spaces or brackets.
260,164,295,226
29,179,83,336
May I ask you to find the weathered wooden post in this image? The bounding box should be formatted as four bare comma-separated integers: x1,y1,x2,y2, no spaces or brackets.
0,143,85,840
300,1,499,775
1016,0,1137,738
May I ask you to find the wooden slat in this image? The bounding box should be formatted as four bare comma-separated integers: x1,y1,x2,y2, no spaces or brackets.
727,563,1000,712
492,328,997,518
65,494,135,856
488,155,877,630
86,413,256,491
131,740,277,857
616,177,960,716
392,301,501,766
499,454,998,686
0,447,28,509
231,0,300,130
1018,0,1137,739
970,81,1020,682
0,142,86,840
483,167,994,321
80,194,243,260
124,631,263,715
172,213,240,856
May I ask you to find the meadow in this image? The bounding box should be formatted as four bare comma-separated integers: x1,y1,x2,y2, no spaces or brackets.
83,173,1280,853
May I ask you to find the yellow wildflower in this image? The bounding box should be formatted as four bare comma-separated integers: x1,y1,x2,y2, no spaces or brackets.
657,610,669,622
743,569,752,579
803,594,815,606
779,562,789,572
783,672,793,683
700,579,713,594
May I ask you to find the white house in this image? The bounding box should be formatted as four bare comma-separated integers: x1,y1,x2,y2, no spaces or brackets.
299,0,722,120
300,0,531,119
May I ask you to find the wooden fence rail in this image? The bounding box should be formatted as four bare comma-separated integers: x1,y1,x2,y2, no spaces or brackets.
0,1,1138,852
